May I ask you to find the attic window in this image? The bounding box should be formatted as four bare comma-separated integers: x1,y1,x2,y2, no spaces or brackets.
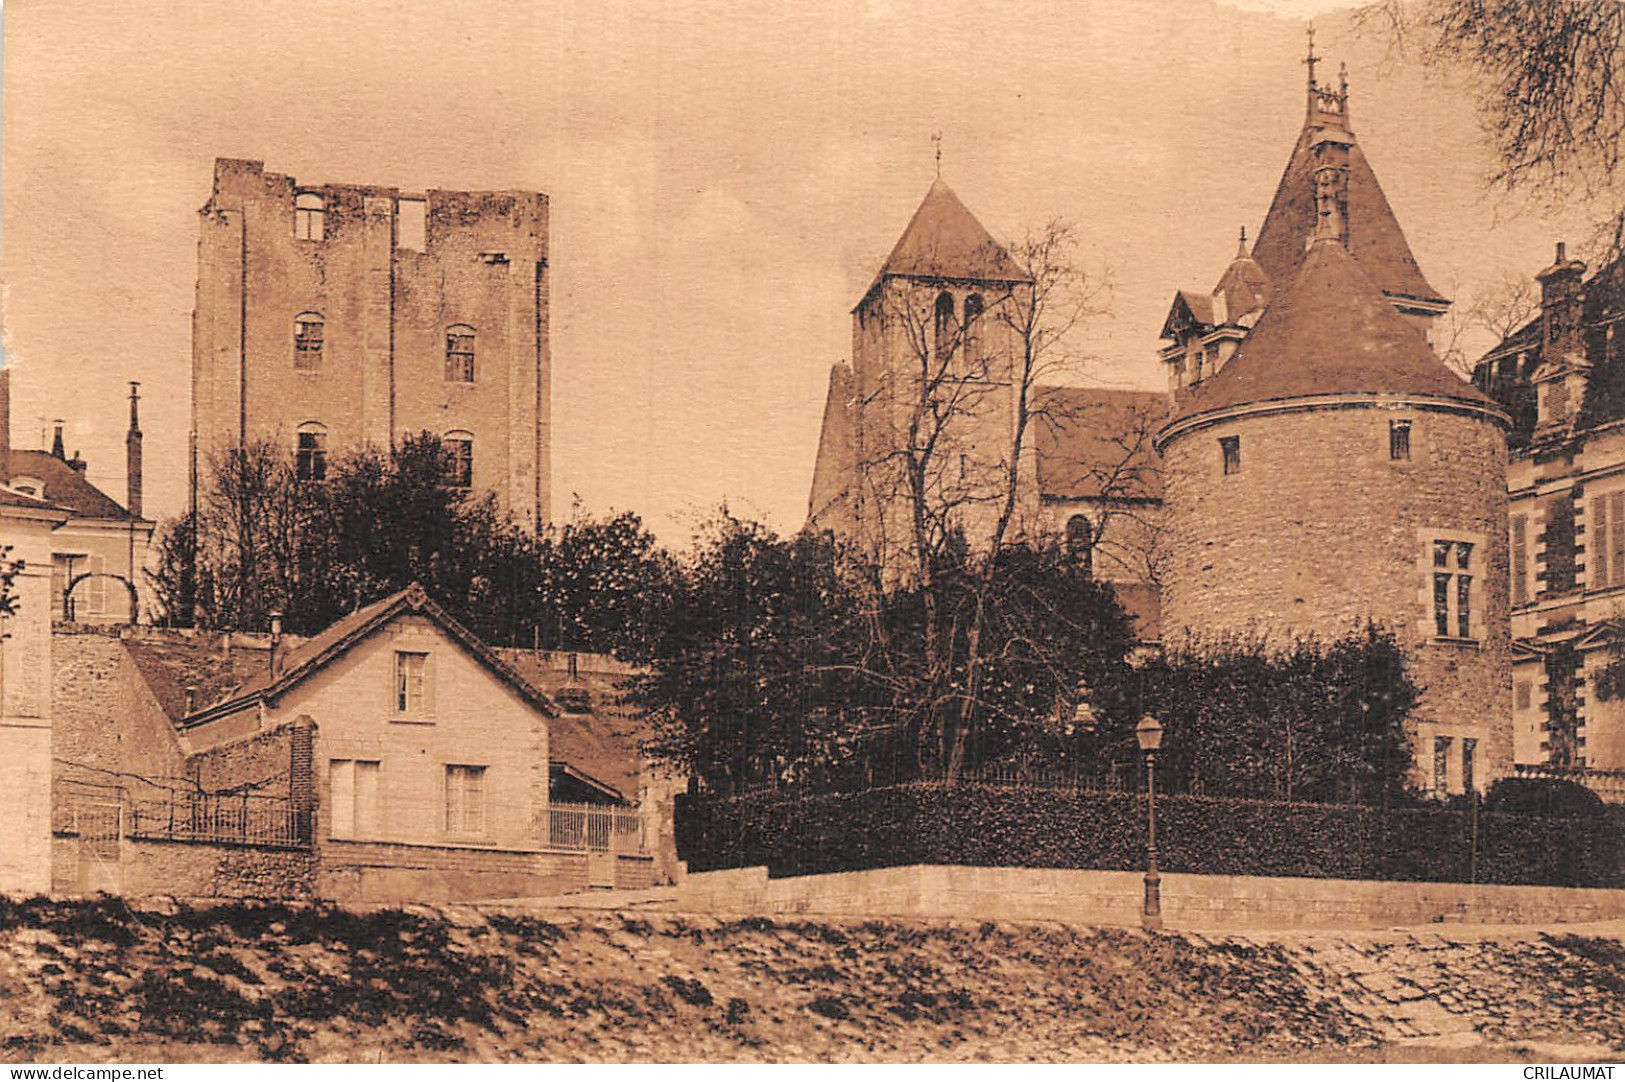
1220,435,1241,476
556,686,593,713
11,477,42,499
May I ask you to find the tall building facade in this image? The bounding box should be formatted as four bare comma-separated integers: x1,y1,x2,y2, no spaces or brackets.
191,159,552,527
1473,246,1625,777
1155,56,1513,795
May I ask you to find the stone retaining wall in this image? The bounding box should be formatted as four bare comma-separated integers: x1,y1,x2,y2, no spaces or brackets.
678,864,1625,929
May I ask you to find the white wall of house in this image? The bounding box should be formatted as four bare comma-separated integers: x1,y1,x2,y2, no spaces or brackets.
272,614,550,852
0,502,69,893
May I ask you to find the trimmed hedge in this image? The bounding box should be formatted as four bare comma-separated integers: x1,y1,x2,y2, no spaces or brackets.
675,783,1625,889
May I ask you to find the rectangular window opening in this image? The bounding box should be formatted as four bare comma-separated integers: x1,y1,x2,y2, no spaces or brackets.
397,198,426,251
1389,418,1412,461
445,764,487,836
1220,436,1240,476
395,651,428,715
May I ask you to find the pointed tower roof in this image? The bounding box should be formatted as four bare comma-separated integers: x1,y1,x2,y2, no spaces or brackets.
1168,240,1496,426
1250,72,1445,306
858,179,1030,307
1212,228,1271,325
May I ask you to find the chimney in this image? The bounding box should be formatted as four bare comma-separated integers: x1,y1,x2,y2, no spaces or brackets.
268,611,284,677
1538,240,1588,361
126,382,143,518
50,420,65,460
68,451,86,473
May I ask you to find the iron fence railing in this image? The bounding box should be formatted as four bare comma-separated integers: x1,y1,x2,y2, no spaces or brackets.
1514,763,1625,803
535,802,647,853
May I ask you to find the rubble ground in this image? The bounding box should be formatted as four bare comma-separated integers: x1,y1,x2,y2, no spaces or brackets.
1,894,1622,1063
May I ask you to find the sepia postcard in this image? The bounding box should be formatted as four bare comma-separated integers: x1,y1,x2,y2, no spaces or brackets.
1,0,1623,1067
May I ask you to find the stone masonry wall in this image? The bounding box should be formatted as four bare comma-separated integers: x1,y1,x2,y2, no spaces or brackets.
1161,402,1512,777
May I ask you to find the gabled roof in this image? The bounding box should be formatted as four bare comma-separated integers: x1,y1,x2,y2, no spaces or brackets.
1160,291,1216,340
181,583,560,727
1032,386,1166,501
857,179,1030,308
5,450,144,523
501,650,649,802
1169,241,1497,425
1251,124,1444,306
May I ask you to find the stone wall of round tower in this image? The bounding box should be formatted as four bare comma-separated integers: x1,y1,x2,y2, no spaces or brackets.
1159,399,1512,773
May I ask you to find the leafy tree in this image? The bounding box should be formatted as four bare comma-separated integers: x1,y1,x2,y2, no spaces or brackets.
149,433,675,654
1106,624,1422,805
637,514,1139,795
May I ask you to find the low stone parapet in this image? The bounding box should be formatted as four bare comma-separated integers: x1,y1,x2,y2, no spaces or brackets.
677,864,1625,929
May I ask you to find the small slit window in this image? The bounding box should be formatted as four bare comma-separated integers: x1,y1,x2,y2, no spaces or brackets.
295,193,325,241
1390,419,1412,461
294,313,324,369
445,325,476,383
1220,435,1241,476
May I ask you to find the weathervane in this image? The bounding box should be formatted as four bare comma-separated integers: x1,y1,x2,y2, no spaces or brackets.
1305,24,1319,89
931,132,942,179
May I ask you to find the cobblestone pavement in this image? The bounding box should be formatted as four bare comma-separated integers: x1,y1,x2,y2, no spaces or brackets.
1,895,1621,1062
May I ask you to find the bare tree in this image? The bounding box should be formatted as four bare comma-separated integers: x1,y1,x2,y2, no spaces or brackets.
851,220,1113,779
1359,0,1625,250
1434,270,1543,376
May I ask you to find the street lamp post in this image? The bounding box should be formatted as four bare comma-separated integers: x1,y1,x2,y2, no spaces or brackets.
1136,715,1164,932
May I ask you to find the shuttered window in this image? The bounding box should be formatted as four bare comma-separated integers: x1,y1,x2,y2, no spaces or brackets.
1586,491,1625,589
1511,515,1529,605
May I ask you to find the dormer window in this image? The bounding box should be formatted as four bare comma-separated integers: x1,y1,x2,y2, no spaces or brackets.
10,477,43,499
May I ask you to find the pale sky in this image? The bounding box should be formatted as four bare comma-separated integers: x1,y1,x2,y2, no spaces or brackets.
0,0,1603,545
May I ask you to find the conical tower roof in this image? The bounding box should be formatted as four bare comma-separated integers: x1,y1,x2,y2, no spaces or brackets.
1251,118,1444,306
1170,240,1496,425
1213,231,1271,323
858,179,1030,306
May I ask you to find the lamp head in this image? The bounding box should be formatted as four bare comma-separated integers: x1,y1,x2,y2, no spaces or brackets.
1136,715,1164,753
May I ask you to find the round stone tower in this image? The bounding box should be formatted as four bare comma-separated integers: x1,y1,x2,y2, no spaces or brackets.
1154,237,1513,788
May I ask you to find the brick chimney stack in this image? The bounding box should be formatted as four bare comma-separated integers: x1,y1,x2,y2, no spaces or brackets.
126,381,143,519
50,421,65,460
1539,240,1588,361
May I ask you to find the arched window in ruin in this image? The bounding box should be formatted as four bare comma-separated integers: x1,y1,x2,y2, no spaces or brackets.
296,422,328,482
295,192,326,241
443,430,474,488
445,324,476,383
294,312,325,370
